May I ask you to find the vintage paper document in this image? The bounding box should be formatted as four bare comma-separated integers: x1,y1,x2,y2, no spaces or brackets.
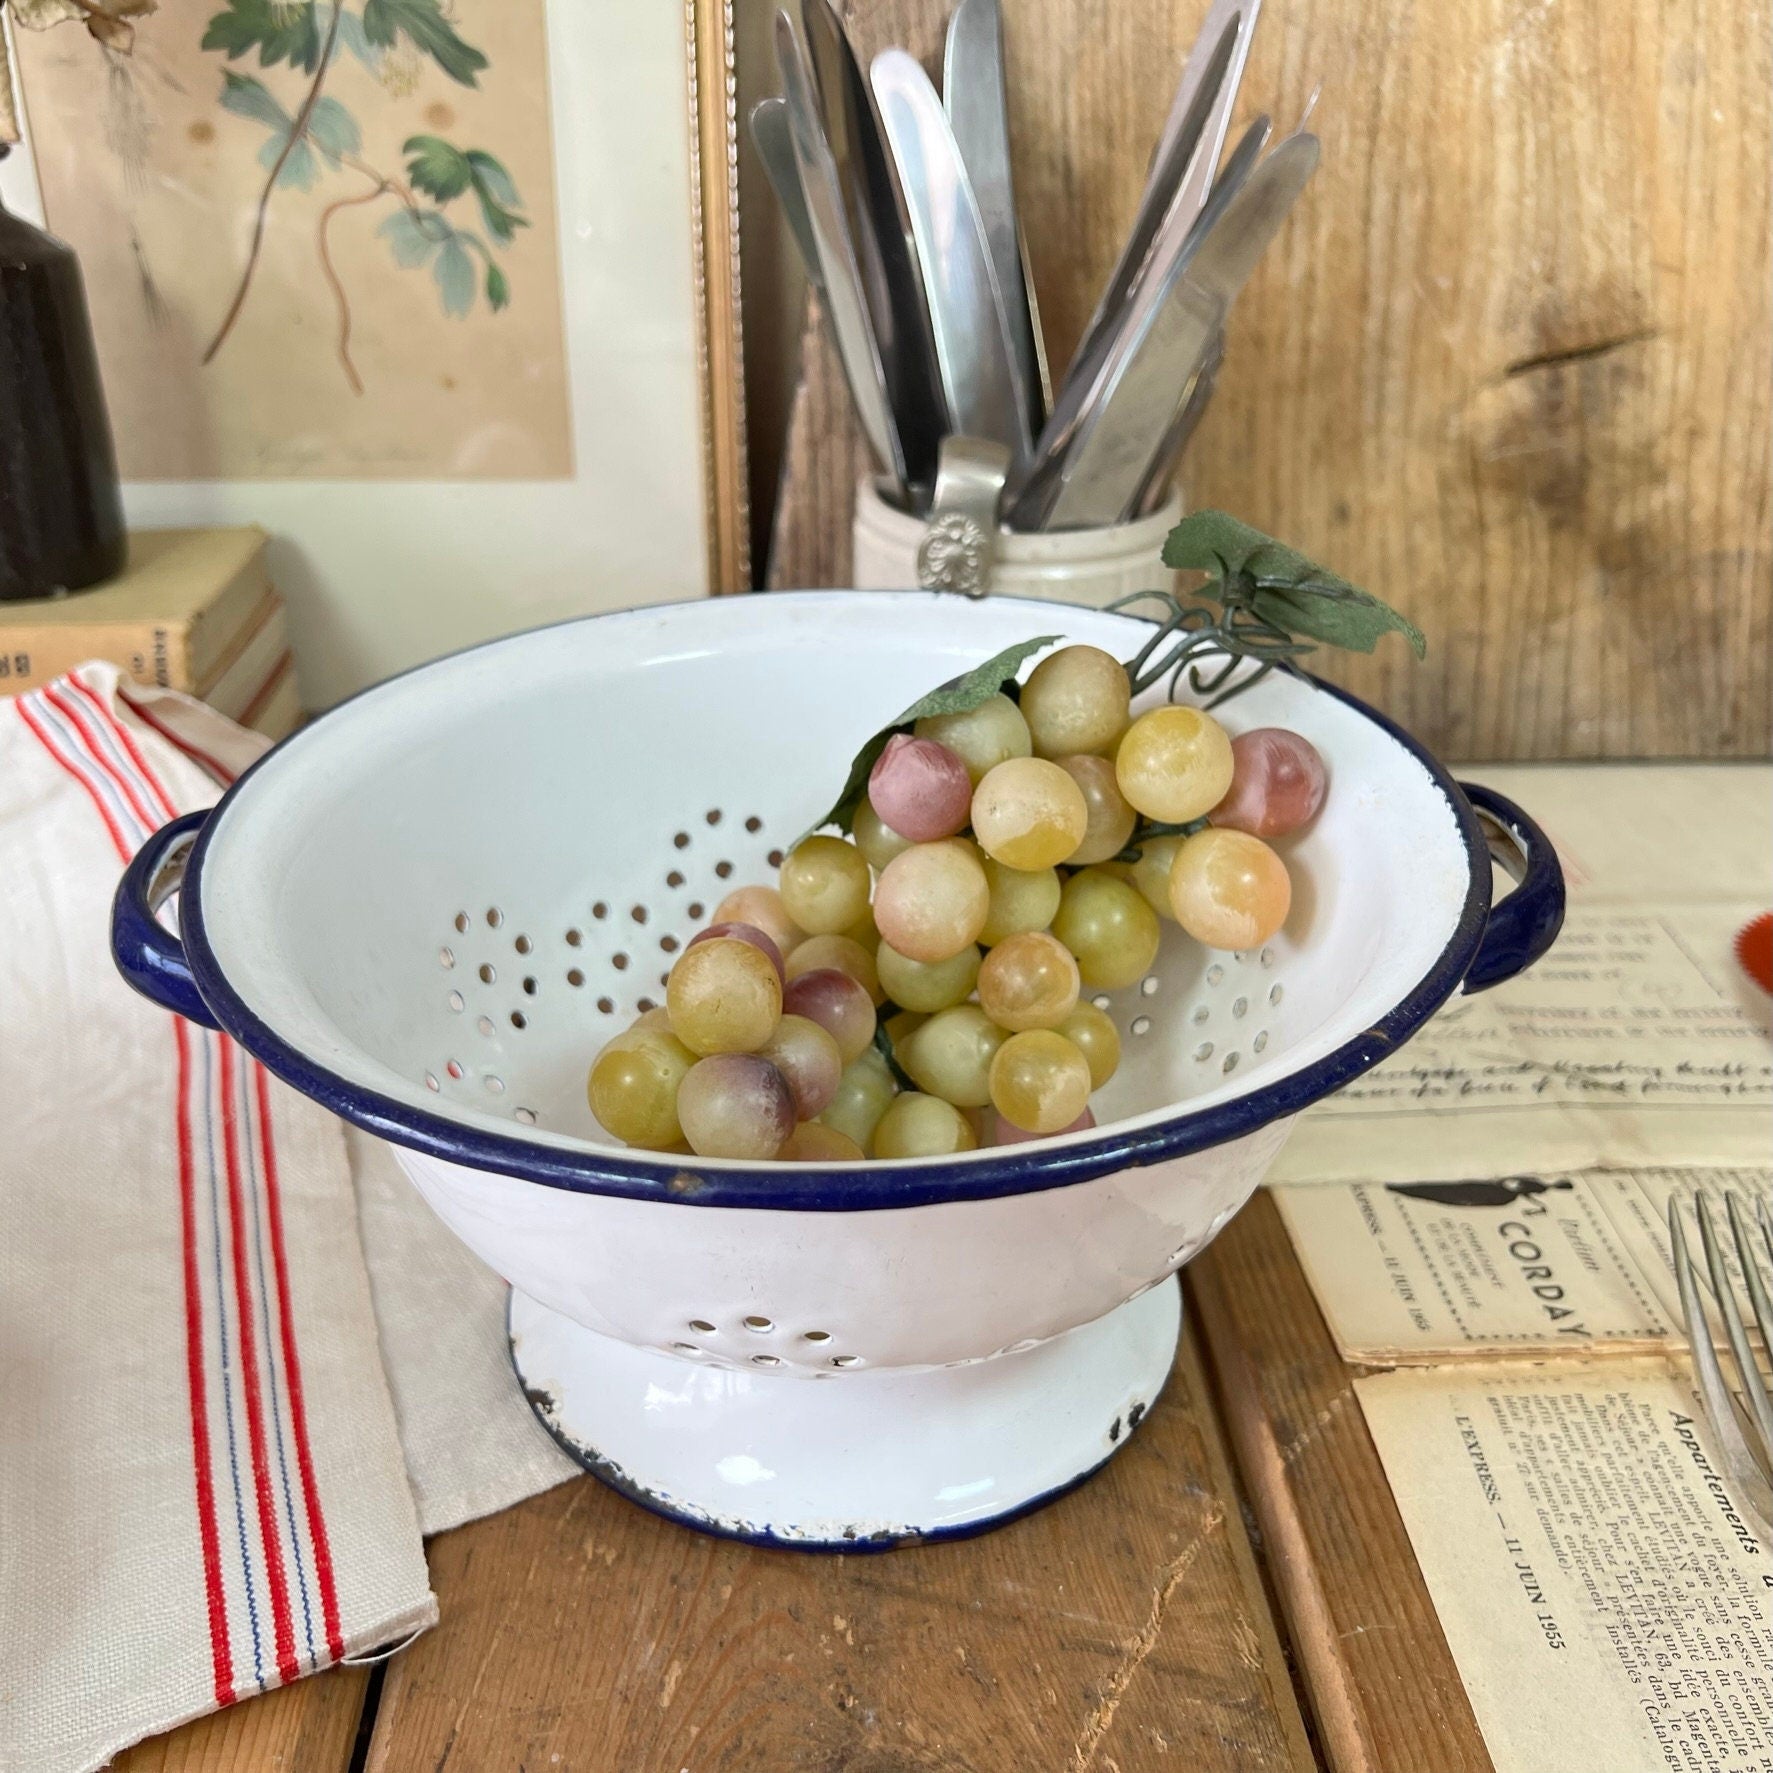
1274,765,1772,1185
1357,1362,1773,1773
1276,1168,1773,1362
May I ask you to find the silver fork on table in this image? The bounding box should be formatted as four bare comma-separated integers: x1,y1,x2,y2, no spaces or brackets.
1668,1190,1773,1533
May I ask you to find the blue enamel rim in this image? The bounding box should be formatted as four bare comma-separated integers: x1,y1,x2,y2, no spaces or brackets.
176,590,1495,1213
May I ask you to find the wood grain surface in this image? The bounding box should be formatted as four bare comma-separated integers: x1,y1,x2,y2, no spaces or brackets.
763,0,1771,761
108,1667,369,1773
1189,1190,1492,1773
359,1333,1315,1773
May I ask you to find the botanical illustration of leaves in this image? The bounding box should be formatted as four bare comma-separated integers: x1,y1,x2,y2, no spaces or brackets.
263,134,319,188
403,133,473,202
433,236,476,316
809,635,1061,837
305,95,361,160
377,206,441,268
219,68,292,132
333,5,381,68
464,150,527,243
484,263,510,311
203,0,323,72
361,0,486,86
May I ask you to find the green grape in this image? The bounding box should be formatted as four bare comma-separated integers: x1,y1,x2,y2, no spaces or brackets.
988,1029,1093,1134
976,930,1080,1032
913,693,1032,786
587,1021,695,1149
899,1004,1004,1109
817,1047,897,1148
1019,645,1131,758
873,839,989,963
677,1054,795,1159
1114,705,1235,823
1126,834,1185,920
978,856,1062,946
778,835,872,935
1051,868,1161,990
1057,1003,1120,1089
1058,753,1137,865
853,796,913,872
786,933,882,1004
971,757,1088,869
875,940,981,1013
757,1013,843,1119
780,1121,865,1162
666,936,783,1054
871,1092,978,1158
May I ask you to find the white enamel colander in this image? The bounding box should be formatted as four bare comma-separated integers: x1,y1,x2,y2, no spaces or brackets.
114,592,1563,1547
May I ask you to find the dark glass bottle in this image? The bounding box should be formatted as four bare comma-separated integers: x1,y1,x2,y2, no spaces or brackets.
0,162,126,601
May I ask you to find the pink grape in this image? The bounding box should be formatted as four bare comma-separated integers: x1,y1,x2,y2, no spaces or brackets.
1210,728,1327,838
676,1054,795,1159
867,733,974,843
686,920,786,983
782,967,877,1064
990,1106,1096,1145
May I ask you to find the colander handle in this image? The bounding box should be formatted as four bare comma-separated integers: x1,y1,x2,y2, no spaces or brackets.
1457,782,1566,994
111,810,222,1031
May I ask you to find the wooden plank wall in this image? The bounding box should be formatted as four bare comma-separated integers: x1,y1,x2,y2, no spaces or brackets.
762,0,1772,761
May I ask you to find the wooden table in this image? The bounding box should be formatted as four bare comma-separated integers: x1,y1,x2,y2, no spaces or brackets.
116,1199,1488,1773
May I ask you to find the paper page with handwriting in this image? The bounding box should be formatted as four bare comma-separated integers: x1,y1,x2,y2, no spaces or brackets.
1356,1362,1773,1773
1274,1168,1773,1362
1273,765,1772,1185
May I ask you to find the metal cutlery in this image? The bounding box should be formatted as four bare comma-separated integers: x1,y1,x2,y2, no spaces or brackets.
871,49,1033,469
1670,1191,1773,1532
774,12,910,494
942,0,1048,434
798,0,944,492
1131,326,1225,518
749,98,825,297
1151,0,1262,242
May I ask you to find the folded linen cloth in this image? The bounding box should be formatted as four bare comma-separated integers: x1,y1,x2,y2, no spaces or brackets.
0,665,570,1773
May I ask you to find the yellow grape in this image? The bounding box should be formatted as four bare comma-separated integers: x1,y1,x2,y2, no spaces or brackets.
871,1092,978,1158
1114,706,1234,822
587,1022,695,1149
873,839,990,964
817,1047,896,1148
676,1054,795,1159
786,933,883,1005
876,940,981,1013
900,1004,1004,1109
988,1030,1092,1134
853,797,915,872
757,1013,843,1119
1126,834,1186,920
778,835,872,936
883,1007,927,1047
713,885,803,957
1019,645,1131,758
976,930,1080,1032
970,757,1088,869
1057,1003,1120,1089
842,900,880,950
1058,754,1137,865
913,693,1032,786
780,1121,865,1162
666,936,782,1055
978,857,1062,946
1051,868,1161,990
1168,828,1293,950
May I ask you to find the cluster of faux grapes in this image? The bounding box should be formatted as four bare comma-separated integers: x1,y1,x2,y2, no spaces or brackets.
587,645,1325,1163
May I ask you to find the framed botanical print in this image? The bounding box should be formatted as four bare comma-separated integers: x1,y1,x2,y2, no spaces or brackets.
0,0,747,707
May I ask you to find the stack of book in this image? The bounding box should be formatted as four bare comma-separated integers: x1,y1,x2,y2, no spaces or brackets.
0,526,300,739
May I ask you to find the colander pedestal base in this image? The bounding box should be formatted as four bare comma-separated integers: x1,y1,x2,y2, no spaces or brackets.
507,1280,1181,1549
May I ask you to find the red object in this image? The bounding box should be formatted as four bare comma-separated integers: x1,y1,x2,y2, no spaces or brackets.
1736,913,1772,993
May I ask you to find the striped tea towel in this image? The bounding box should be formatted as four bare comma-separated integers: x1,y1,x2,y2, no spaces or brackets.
0,665,435,1773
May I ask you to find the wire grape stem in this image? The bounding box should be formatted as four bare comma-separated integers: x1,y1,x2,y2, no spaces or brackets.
1109,583,1317,712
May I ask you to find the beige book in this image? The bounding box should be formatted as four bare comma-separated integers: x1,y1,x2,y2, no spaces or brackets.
200,594,287,722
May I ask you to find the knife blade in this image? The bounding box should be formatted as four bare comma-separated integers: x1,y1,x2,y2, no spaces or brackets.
749,98,825,296
1043,133,1318,531
871,48,1032,464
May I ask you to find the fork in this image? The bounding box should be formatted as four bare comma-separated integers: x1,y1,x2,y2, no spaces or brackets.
1668,1190,1773,1533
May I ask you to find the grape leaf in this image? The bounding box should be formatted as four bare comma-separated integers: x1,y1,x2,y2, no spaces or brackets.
403,133,473,202
203,0,323,71
1162,509,1425,659
805,634,1060,839
361,0,486,86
